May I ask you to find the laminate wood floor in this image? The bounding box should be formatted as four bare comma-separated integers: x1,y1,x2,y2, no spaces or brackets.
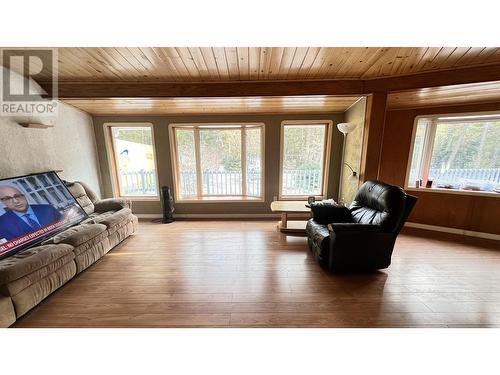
14,220,500,328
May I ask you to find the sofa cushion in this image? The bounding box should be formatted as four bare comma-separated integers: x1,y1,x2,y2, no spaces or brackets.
0,244,74,285
72,229,110,256
1,253,75,296
91,208,132,228
108,218,136,247
79,212,101,225
51,223,107,247
94,198,129,213
74,237,111,274
12,260,76,318
66,182,95,215
0,296,15,327
106,214,134,235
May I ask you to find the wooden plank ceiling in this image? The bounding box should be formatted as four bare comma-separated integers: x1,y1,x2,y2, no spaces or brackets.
65,95,361,115
386,81,500,110
7,47,498,113
45,47,500,82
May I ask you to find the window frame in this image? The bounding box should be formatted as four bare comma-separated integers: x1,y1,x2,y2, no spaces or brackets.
168,122,266,203
104,122,160,200
405,111,500,198
278,120,333,200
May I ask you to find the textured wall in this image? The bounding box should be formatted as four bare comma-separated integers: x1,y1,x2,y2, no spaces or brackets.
93,113,345,215
339,98,366,205
0,103,101,195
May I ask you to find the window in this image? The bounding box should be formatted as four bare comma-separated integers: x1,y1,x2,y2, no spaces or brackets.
279,120,332,198
169,123,264,201
407,113,500,194
106,124,159,198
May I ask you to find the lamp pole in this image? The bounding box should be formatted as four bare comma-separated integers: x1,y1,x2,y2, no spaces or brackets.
339,132,347,204
336,122,357,205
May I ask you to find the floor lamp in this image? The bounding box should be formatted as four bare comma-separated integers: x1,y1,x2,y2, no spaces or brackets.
337,122,358,205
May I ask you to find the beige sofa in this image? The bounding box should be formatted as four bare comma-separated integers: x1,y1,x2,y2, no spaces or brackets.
0,181,138,327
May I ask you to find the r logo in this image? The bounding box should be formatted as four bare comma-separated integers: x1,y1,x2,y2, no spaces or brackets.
0,48,58,117
1,49,55,101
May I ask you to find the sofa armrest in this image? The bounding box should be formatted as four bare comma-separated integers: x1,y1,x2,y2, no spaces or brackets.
93,198,130,213
327,223,381,234
310,203,352,225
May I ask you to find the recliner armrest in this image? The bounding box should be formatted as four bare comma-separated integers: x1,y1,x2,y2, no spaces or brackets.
310,203,352,225
326,222,395,272
93,198,130,213
327,223,381,234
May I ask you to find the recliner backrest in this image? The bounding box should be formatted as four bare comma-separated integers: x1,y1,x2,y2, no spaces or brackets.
64,181,98,215
349,180,409,233
393,194,418,233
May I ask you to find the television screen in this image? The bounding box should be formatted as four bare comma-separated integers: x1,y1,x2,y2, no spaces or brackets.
0,171,88,259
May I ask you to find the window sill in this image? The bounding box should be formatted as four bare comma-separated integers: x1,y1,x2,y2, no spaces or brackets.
406,187,500,198
175,196,264,203
278,195,326,201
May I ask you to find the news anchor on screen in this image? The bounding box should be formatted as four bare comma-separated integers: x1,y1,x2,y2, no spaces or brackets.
0,185,63,241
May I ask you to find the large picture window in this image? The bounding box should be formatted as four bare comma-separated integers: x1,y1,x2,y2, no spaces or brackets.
407,113,500,194
169,123,264,201
279,120,332,198
106,124,159,198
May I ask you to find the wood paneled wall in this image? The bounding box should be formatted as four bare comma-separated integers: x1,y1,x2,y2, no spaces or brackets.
360,93,388,182
379,103,500,235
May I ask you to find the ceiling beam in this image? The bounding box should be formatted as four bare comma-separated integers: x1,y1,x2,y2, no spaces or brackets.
364,64,500,92
40,63,500,99
45,80,364,99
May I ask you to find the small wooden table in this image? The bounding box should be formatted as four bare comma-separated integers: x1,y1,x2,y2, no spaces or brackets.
270,200,311,234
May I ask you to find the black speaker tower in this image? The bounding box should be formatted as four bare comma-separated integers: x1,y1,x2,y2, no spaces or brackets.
161,186,175,223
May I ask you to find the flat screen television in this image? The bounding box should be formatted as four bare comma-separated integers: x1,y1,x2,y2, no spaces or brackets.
0,171,88,259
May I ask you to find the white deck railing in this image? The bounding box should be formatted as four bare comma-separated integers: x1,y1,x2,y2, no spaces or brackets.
119,170,157,195
120,169,323,197
429,168,500,190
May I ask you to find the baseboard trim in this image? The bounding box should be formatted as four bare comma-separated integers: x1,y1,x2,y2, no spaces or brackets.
136,213,282,219
135,214,162,219
175,213,281,219
405,222,500,241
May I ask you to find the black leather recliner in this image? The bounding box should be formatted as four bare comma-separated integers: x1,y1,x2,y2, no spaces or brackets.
306,180,417,272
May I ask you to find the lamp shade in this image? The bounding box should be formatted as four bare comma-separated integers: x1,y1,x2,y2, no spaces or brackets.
337,122,357,135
